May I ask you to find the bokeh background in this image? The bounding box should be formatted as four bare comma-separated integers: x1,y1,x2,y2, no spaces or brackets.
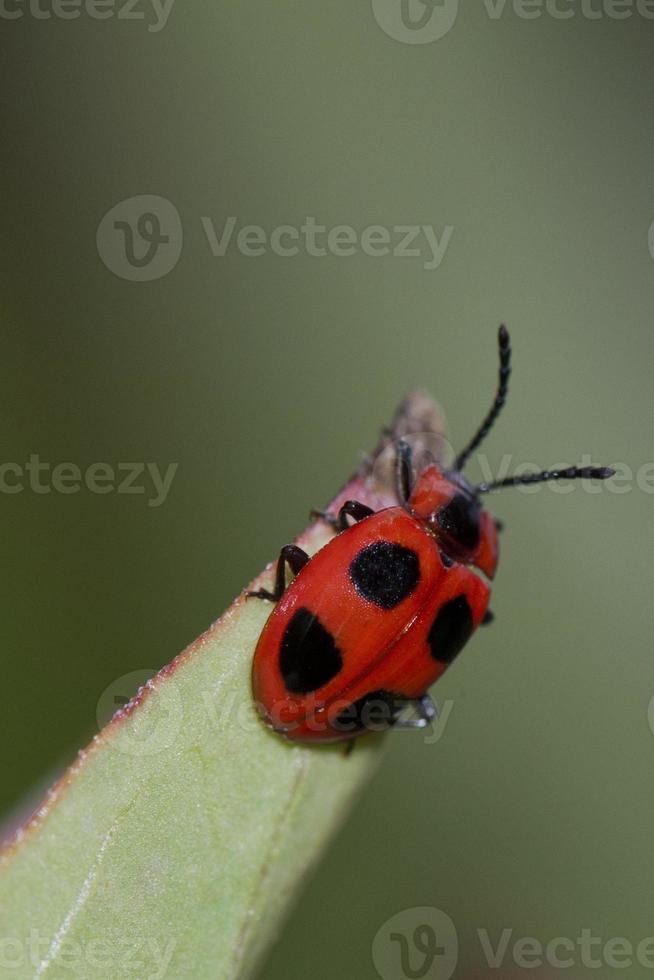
2,4,654,978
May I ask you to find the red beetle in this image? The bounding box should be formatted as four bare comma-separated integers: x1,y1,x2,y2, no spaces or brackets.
249,327,614,744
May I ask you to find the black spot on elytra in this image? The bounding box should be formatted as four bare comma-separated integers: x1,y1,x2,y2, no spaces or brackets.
279,607,343,693
428,594,474,664
437,492,481,552
332,689,405,734
349,541,420,609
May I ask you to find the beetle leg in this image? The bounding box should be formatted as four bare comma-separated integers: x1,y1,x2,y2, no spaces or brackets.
247,544,310,602
481,609,495,625
393,693,438,730
396,439,414,505
310,500,375,532
336,500,375,530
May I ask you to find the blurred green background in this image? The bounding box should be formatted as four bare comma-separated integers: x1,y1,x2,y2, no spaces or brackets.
1,3,653,978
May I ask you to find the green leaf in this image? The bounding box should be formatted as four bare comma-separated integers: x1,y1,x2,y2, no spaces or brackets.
0,394,446,980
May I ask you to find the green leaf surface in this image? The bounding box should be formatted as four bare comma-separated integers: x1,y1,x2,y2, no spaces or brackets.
0,394,445,980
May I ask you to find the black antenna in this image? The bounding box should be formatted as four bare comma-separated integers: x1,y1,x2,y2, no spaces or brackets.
455,325,512,472
477,465,615,494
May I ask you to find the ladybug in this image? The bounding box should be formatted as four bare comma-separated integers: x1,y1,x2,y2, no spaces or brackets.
249,327,614,744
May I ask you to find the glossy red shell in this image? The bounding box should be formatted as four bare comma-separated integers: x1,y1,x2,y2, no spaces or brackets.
251,473,495,743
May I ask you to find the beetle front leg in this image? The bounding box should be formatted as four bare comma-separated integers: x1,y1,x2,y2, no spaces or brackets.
247,544,310,602
393,693,438,730
395,439,414,505
310,500,375,532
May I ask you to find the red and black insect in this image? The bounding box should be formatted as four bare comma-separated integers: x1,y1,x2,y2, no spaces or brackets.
249,327,614,744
